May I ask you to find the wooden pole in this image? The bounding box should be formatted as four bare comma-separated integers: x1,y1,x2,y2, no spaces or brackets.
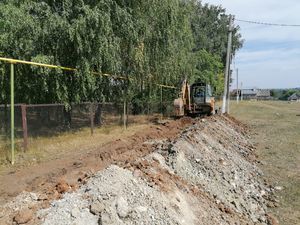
123,98,127,129
160,85,163,120
90,103,94,136
122,80,128,130
21,104,28,151
10,63,15,165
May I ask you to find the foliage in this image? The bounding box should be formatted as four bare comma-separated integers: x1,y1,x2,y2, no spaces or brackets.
0,0,243,106
271,89,300,100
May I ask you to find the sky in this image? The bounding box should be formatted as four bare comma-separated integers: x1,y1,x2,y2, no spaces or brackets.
203,0,300,89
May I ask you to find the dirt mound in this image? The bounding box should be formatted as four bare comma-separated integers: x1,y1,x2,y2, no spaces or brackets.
164,116,270,223
1,115,277,224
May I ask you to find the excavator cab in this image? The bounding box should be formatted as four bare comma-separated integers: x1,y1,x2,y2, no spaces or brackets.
174,79,215,117
190,83,214,115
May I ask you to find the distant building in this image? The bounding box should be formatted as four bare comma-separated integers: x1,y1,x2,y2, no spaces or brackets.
256,89,271,100
241,88,257,100
231,88,271,100
288,93,300,102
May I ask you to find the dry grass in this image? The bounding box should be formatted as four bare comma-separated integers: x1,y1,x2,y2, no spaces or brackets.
0,115,157,170
231,101,300,225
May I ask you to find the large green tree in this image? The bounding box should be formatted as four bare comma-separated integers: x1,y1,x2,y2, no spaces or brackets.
0,0,243,107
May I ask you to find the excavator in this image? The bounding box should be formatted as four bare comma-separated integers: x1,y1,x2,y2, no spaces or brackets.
174,79,215,117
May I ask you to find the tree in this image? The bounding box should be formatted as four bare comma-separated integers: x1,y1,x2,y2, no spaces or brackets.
0,0,243,108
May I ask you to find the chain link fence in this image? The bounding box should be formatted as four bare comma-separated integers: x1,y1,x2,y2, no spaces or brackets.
0,101,174,155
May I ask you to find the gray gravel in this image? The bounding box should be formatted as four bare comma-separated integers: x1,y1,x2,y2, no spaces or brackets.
38,165,196,225
33,116,275,225
164,117,271,224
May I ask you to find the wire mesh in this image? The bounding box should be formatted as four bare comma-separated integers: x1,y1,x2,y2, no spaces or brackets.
0,101,174,154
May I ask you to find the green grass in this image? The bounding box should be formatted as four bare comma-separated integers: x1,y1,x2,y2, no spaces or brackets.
0,114,155,171
231,101,300,225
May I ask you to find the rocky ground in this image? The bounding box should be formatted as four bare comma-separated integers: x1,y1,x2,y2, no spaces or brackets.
0,115,280,224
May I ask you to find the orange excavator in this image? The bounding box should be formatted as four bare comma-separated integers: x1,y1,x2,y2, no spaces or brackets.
174,79,215,117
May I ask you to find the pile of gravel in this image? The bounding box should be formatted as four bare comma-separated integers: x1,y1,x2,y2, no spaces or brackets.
36,115,276,225
164,116,271,224
38,165,196,225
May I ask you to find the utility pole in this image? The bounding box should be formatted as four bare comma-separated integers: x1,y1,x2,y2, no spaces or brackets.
241,82,243,101
226,61,232,114
222,15,233,114
236,68,239,104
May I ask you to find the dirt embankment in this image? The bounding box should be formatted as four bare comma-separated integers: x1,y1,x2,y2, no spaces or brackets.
0,116,279,225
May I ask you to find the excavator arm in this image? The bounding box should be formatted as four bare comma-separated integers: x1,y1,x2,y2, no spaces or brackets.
174,79,191,116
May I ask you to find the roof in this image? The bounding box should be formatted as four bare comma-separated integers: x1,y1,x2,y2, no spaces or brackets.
242,89,257,95
257,89,271,97
288,93,300,100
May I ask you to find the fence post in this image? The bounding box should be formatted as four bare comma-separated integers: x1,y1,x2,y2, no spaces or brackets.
123,98,127,130
21,104,28,151
160,85,163,120
90,103,94,136
94,103,102,126
10,63,15,165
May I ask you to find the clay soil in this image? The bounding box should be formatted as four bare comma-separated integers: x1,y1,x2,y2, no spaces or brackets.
0,117,193,207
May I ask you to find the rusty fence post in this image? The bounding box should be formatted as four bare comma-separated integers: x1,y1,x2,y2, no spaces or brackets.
123,98,127,130
21,104,28,151
160,85,163,120
90,103,94,136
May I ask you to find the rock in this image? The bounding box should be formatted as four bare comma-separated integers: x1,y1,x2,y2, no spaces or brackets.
219,158,228,166
224,207,234,215
260,190,267,197
267,202,279,208
100,212,113,224
38,193,48,201
52,190,61,200
266,213,279,225
14,209,33,224
90,201,105,215
71,207,81,218
195,158,201,163
116,197,129,218
274,186,283,191
135,206,147,213
0,209,5,219
133,170,142,178
56,180,70,194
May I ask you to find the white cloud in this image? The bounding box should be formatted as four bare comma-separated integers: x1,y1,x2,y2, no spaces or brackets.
203,0,300,88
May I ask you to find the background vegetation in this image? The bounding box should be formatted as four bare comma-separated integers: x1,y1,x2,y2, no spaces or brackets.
271,89,300,100
0,0,243,108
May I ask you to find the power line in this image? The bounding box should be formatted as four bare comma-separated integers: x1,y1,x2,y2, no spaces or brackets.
236,19,300,27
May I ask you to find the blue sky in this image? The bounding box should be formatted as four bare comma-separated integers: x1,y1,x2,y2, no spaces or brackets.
203,0,300,89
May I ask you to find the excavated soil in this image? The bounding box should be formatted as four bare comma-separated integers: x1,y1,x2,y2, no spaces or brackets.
0,116,279,225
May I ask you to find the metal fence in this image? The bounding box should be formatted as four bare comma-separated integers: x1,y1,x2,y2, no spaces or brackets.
0,101,173,154
0,57,177,164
